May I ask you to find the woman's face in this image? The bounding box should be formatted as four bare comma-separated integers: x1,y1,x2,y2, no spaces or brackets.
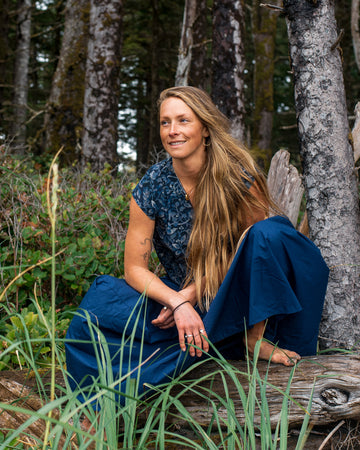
159,97,209,163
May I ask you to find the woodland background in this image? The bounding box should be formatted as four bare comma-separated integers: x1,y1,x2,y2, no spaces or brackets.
1,0,360,361
1,0,359,171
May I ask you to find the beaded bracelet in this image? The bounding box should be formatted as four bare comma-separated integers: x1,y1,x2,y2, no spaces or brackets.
172,300,190,314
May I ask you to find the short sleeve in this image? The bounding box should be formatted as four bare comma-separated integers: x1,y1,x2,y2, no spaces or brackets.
132,170,157,220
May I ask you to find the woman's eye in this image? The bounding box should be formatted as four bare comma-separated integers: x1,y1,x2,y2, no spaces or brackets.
180,118,188,123
160,120,169,126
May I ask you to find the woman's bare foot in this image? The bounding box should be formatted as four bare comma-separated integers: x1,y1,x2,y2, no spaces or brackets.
81,414,96,435
245,321,301,366
79,413,107,448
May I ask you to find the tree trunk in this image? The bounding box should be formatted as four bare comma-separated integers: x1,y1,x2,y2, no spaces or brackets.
175,0,208,89
81,0,123,172
0,0,10,133
10,0,32,155
283,0,360,350
352,0,360,73
251,0,280,169
212,0,246,143
44,0,89,165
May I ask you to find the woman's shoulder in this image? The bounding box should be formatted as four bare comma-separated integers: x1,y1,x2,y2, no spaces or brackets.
132,158,173,216
143,157,173,180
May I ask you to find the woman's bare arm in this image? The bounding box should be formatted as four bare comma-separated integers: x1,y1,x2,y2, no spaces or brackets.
124,197,208,356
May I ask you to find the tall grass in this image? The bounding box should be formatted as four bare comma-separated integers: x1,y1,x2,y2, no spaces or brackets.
0,155,314,449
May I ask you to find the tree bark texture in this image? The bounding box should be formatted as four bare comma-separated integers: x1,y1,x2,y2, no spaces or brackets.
0,377,68,447
251,0,280,168
10,0,31,154
267,149,304,226
1,354,360,436
212,0,246,143
0,0,10,129
44,0,89,164
352,0,360,73
166,354,360,430
175,0,208,89
352,101,360,163
81,0,123,172
283,0,360,350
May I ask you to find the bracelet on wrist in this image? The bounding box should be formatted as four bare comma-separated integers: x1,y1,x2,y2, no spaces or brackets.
172,300,190,314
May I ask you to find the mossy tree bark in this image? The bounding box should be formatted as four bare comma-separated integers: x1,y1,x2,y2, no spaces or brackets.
81,0,123,172
284,0,360,350
212,0,246,143
44,0,89,165
175,0,208,89
251,0,281,169
0,0,11,134
10,0,31,155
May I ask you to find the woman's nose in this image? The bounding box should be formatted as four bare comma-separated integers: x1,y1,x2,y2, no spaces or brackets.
169,122,179,135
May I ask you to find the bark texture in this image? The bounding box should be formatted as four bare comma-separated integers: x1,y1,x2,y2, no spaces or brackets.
0,0,10,129
212,0,246,143
284,0,360,350
267,149,304,226
167,354,360,430
175,0,208,89
82,0,123,172
352,0,360,72
44,0,89,164
251,0,281,168
1,354,360,436
10,0,32,154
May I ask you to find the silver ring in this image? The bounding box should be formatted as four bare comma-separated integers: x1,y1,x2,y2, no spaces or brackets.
163,306,167,310
199,329,205,333
185,334,193,338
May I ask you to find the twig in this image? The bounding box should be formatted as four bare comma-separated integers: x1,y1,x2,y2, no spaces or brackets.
0,249,66,304
331,29,345,51
259,3,284,12
318,420,345,450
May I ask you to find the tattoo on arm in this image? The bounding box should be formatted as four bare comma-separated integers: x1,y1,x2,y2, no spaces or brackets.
140,237,152,263
142,250,151,262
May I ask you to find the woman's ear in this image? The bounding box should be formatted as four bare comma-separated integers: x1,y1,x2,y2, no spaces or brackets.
202,127,209,138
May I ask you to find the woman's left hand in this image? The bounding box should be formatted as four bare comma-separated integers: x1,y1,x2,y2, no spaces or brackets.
152,306,175,329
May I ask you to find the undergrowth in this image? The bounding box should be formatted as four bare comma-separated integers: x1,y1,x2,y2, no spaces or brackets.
0,150,318,448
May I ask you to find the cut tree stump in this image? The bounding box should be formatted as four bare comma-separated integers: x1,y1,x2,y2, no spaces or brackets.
267,149,304,227
1,354,360,437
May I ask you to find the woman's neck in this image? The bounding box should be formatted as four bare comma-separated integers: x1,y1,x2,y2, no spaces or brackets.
171,153,205,182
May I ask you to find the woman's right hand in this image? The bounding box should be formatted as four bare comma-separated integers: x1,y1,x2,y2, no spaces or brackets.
172,301,209,357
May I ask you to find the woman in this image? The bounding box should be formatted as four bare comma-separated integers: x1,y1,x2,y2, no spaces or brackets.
66,86,329,407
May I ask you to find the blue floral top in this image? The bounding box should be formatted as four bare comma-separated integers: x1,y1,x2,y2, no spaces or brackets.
132,157,253,287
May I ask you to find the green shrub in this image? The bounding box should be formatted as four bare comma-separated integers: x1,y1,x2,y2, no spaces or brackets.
0,151,134,311
0,303,69,370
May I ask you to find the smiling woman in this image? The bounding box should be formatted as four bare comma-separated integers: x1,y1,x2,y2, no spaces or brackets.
65,86,329,411
159,97,209,169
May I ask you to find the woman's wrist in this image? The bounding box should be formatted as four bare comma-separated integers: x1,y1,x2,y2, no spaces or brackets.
168,292,191,311
172,300,191,314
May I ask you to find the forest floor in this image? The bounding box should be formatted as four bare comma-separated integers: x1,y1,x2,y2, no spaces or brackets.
2,369,360,449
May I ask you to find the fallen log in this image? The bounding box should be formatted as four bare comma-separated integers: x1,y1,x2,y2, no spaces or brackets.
1,353,360,436
0,370,69,447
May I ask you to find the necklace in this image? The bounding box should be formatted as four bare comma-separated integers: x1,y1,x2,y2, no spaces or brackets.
174,168,197,201
184,186,195,202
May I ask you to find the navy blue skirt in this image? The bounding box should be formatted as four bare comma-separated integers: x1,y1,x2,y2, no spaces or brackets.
65,216,329,403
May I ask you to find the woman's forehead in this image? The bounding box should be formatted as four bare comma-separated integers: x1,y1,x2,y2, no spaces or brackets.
160,97,195,117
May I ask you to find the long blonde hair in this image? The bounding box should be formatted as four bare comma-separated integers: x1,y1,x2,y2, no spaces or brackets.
158,86,278,311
